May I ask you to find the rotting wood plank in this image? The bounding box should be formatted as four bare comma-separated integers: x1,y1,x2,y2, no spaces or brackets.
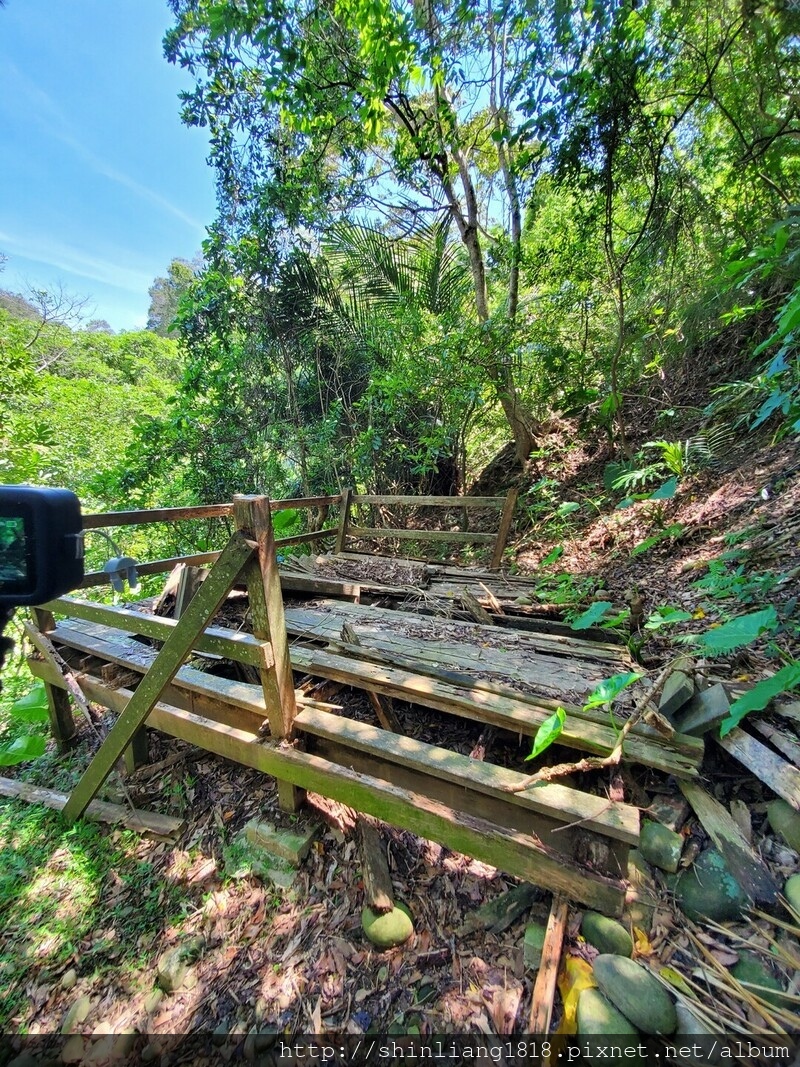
678,779,779,905
347,526,497,544
61,531,255,822
0,777,185,840
280,574,362,601
715,728,800,810
46,605,701,777
351,494,508,507
295,705,640,846
289,599,625,667
27,667,627,913
290,645,702,777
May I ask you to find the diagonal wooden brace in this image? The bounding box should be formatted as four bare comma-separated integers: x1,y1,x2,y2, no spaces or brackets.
62,532,255,822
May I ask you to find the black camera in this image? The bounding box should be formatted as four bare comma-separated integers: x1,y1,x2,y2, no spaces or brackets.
0,486,84,606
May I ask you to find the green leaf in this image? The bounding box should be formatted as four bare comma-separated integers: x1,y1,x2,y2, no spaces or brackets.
571,601,614,630
10,682,50,724
0,734,47,767
271,508,299,534
720,663,800,736
649,476,678,500
644,606,693,630
525,707,566,761
557,501,580,517
693,606,779,655
583,671,643,710
540,546,564,568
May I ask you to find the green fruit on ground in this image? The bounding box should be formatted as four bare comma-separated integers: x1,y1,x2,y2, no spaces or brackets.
577,987,639,1036
732,953,786,1010
767,799,800,853
639,819,683,873
668,848,748,923
784,874,800,913
581,911,633,957
362,903,414,948
593,954,677,1035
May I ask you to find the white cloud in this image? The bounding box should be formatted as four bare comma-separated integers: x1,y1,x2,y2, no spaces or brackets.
0,230,153,294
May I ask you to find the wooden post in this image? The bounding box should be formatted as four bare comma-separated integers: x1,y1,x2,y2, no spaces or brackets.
62,532,254,823
529,894,568,1034
335,488,352,555
490,488,519,571
233,495,303,812
123,729,150,774
31,609,76,751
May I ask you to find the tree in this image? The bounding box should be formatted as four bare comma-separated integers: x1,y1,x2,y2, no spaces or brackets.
165,0,545,461
147,257,200,335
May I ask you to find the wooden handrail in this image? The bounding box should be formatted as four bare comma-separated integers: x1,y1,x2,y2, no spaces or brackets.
82,493,343,530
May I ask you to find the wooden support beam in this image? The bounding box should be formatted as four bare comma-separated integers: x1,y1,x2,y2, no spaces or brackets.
61,531,254,822
0,777,185,840
234,495,301,812
490,488,519,571
29,669,628,913
529,895,569,1033
335,488,352,555
29,609,76,749
358,816,394,913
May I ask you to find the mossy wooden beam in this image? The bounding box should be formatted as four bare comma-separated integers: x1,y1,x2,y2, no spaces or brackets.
347,526,496,544
31,668,627,913
233,494,301,812
335,487,352,555
61,531,254,823
41,596,265,666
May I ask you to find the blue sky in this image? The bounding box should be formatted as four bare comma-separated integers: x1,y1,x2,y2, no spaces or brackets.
0,0,217,331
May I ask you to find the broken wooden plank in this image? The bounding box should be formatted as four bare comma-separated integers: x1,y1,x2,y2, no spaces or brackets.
62,531,255,822
280,573,362,601
678,779,780,905
0,777,185,840
750,719,800,768
461,588,494,625
294,706,640,847
529,895,569,1032
288,641,702,776
716,727,800,810
358,816,394,913
340,622,402,733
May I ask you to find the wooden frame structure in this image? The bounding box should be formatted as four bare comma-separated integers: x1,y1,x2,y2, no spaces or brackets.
23,491,704,915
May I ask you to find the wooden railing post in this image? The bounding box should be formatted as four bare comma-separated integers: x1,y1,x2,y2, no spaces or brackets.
233,495,303,812
334,488,352,555
490,488,519,571
31,608,76,751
